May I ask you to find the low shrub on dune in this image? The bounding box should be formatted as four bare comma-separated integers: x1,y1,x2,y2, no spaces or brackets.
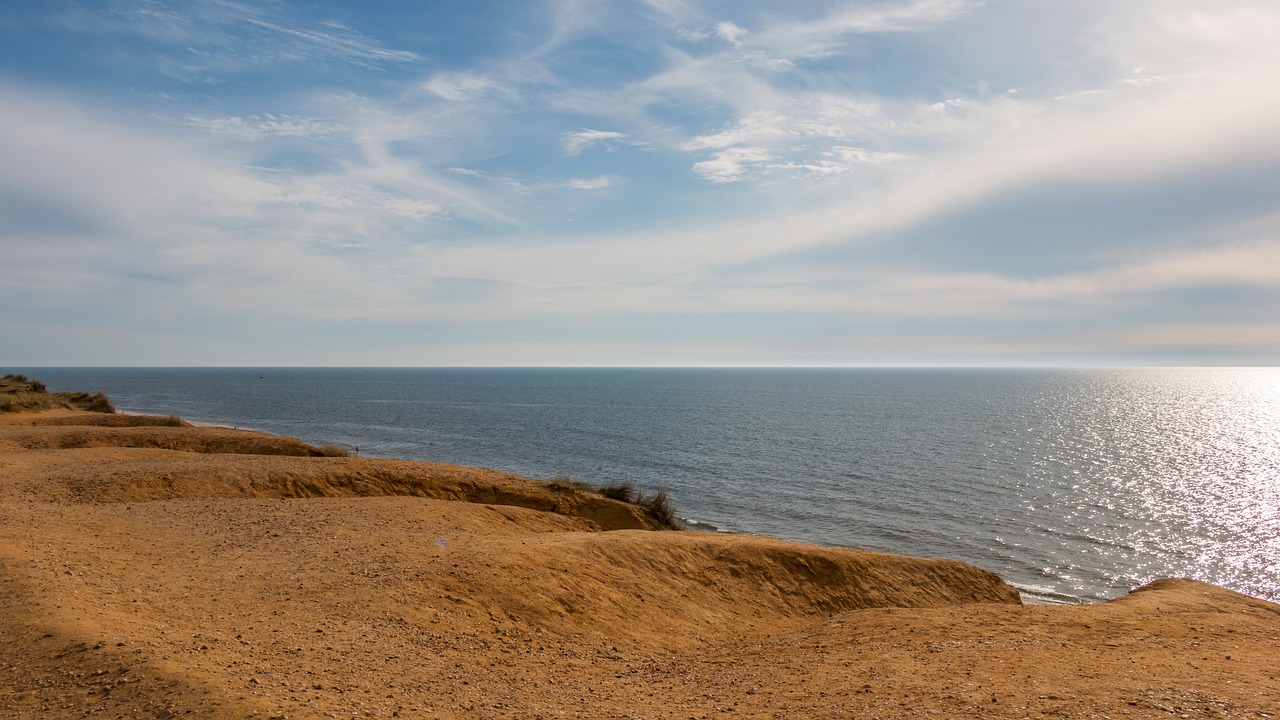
552,476,681,530
0,375,116,413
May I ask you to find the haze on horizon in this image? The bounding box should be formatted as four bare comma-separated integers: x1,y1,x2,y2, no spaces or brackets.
2,1,1279,368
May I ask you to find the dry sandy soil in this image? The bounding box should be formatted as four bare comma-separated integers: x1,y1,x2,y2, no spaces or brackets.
1,410,1277,719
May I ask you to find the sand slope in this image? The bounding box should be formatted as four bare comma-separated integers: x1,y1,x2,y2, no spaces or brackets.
2,410,1277,719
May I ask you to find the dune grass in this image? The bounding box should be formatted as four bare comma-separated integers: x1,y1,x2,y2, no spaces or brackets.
551,477,681,530
0,374,116,414
124,414,186,427
318,442,351,457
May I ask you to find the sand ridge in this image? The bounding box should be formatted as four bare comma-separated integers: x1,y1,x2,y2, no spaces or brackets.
2,409,1278,718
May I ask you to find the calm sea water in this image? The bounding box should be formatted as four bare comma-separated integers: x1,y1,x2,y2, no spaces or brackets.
18,367,1280,605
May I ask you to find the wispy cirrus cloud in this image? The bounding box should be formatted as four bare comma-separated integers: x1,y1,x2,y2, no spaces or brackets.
805,0,980,35
49,0,419,76
184,113,344,140
241,17,419,67
671,0,980,63
422,71,511,102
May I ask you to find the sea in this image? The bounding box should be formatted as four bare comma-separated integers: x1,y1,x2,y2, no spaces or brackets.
16,367,1280,606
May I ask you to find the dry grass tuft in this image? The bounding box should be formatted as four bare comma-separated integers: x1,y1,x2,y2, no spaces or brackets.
551,477,681,530
637,488,677,529
0,374,116,414
597,481,638,502
546,475,595,493
318,442,350,457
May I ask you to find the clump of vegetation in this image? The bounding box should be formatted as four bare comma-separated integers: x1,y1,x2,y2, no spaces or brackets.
550,476,681,530
0,374,116,413
318,442,351,457
1,374,50,412
546,474,595,493
107,414,187,427
597,481,638,502
110,414,187,427
637,488,677,529
75,391,116,413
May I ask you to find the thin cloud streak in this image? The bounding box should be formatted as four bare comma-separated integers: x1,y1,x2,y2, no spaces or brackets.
752,0,982,60
241,18,420,66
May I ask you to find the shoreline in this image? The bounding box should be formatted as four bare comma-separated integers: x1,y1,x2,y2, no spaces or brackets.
26,366,1278,606
3,407,1278,717
80,410,1178,609
120,409,1098,608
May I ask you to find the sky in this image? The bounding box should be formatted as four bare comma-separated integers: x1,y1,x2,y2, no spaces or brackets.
2,0,1280,367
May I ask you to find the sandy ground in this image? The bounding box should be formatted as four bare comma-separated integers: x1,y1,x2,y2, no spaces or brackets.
1,410,1277,719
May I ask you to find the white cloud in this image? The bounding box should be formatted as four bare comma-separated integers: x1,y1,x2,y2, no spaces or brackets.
690,146,773,182
682,112,784,151
683,100,883,150
0,82,501,322
715,21,748,46
773,146,908,178
1087,0,1280,74
679,99,892,182
561,128,629,156
422,71,509,102
567,175,618,190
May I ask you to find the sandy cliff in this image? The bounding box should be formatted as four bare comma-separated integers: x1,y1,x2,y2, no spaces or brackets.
1,409,1277,719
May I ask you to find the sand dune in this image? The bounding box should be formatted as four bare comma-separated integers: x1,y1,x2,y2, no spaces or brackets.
2,409,1277,719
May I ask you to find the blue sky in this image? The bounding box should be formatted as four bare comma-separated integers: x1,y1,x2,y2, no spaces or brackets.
2,0,1279,366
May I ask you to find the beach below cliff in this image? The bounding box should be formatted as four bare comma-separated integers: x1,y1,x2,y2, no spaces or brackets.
1,406,1277,719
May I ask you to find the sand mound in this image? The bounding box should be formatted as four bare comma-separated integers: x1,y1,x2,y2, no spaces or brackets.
0,494,1023,718
0,423,322,456
3,409,1278,718
463,530,1021,646
0,410,663,530
0,450,659,531
22,412,192,428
